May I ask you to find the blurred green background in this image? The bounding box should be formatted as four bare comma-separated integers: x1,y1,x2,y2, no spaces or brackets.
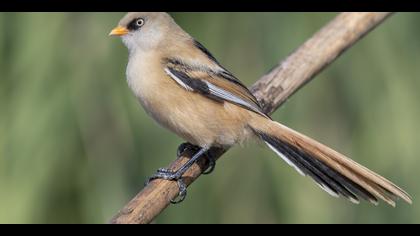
0,12,419,224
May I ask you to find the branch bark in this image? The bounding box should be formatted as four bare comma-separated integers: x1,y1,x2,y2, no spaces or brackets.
110,12,393,224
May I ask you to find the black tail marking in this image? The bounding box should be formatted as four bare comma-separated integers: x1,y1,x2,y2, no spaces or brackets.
255,130,378,204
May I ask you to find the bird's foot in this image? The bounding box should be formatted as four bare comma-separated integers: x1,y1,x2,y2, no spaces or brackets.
144,144,216,204
144,168,187,204
202,150,216,175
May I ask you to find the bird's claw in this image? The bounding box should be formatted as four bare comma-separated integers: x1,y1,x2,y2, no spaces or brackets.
144,168,187,204
144,144,217,204
171,179,187,204
202,151,216,175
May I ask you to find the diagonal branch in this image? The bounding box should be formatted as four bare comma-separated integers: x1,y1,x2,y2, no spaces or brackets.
110,12,393,224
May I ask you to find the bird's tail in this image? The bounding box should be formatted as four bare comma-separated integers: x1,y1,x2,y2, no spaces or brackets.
248,118,412,206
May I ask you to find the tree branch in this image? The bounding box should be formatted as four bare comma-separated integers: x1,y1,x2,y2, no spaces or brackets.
110,12,393,224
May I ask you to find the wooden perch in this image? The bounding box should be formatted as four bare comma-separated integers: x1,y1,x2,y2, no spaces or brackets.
110,12,393,224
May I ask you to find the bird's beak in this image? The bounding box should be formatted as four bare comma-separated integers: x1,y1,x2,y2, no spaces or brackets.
109,26,129,36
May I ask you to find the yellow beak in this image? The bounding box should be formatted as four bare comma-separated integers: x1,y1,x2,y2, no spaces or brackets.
109,26,129,36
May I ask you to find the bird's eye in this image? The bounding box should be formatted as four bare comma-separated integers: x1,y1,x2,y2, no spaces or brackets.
127,18,145,31
135,18,144,27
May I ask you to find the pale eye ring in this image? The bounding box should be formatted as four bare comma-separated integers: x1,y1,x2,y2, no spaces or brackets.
135,18,144,27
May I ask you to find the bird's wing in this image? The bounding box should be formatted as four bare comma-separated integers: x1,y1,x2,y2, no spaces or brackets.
163,57,269,118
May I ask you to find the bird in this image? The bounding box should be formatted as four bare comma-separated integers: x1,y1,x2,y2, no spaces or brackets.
109,12,412,206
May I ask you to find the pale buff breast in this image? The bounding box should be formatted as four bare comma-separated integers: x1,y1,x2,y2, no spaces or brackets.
126,53,255,147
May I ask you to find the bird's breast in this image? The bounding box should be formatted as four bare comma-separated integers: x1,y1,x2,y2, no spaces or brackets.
125,53,254,147
126,53,166,118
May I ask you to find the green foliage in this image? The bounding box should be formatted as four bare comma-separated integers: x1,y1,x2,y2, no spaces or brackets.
0,13,418,223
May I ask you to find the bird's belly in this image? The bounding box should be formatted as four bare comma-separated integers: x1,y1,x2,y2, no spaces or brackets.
126,56,254,147
139,86,254,147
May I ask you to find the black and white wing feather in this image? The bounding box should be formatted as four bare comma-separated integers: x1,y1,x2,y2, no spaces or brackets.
163,58,269,119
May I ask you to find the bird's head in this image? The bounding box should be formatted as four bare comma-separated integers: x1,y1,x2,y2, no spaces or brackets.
109,12,183,54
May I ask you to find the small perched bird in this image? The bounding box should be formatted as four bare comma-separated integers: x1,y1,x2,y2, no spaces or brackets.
110,12,412,206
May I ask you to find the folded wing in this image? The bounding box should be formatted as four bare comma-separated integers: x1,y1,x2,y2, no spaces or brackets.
163,58,269,119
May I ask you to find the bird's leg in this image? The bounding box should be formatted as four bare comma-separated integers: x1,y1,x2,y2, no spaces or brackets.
145,146,210,204
177,142,216,175
176,142,200,157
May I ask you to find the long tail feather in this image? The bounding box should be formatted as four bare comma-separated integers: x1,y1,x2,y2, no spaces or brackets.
249,118,412,206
